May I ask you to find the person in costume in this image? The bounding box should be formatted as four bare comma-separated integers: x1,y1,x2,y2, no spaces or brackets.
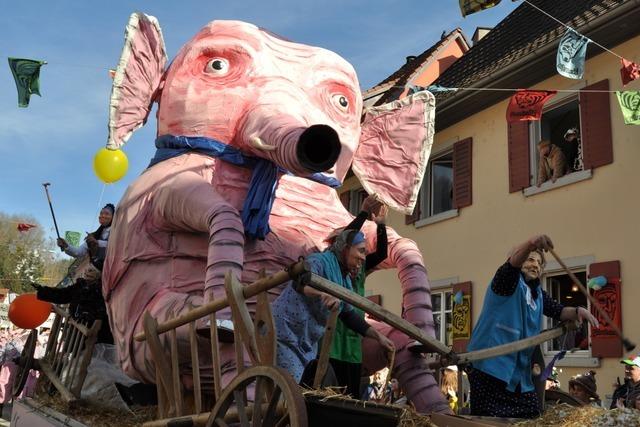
328,195,388,397
466,234,598,418
273,229,395,384
57,203,114,268
569,370,601,407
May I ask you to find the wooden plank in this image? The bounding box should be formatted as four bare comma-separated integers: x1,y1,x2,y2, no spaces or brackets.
38,359,76,403
143,312,176,417
44,313,62,357
254,270,276,366
170,328,184,416
209,312,222,401
225,272,260,365
189,322,202,414
313,309,339,389
306,273,451,355
135,261,307,342
71,319,101,397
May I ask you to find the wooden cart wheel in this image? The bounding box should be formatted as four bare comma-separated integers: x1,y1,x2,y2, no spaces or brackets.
12,329,37,398
206,365,307,427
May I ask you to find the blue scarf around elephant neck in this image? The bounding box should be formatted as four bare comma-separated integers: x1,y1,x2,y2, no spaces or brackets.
148,134,341,240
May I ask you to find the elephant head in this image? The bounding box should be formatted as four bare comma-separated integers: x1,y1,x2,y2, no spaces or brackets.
107,13,434,214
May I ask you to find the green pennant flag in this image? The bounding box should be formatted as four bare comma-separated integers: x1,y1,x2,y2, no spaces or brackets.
460,0,501,17
616,91,640,125
8,57,47,107
65,231,82,248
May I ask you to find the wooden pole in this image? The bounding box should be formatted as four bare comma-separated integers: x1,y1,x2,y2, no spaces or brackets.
135,261,306,342
313,309,339,389
305,273,452,355
548,248,635,352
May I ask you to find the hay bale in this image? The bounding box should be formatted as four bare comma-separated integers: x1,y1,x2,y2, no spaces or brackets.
512,403,640,427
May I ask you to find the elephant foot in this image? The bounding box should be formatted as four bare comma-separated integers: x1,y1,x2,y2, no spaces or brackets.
196,318,235,343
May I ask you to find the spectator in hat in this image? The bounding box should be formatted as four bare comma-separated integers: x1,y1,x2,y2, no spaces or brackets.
57,203,114,268
611,354,640,409
440,365,459,412
545,367,561,391
569,370,601,407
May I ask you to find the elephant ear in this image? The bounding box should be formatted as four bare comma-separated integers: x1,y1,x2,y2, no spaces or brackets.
107,13,167,149
352,90,435,214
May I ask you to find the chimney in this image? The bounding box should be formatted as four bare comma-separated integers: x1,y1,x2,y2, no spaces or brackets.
405,55,417,64
472,27,492,45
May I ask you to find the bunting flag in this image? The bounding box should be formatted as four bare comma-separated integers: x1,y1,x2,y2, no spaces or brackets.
426,84,459,93
506,90,557,122
459,0,501,17
16,223,36,232
556,29,590,80
64,231,82,247
620,58,640,86
616,91,640,125
7,57,47,108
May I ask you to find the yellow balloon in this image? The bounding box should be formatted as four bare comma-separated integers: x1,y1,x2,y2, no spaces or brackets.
93,147,129,183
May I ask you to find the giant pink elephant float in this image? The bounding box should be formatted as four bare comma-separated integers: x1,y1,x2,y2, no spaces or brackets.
102,13,448,413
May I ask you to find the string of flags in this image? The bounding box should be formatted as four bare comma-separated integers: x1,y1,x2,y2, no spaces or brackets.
454,1,640,125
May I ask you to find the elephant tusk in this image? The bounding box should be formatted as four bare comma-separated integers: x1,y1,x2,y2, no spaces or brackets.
249,136,277,152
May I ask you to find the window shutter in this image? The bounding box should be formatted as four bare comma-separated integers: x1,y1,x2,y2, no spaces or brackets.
339,191,351,210
405,193,421,225
588,260,622,358
453,137,473,209
507,121,530,193
451,281,472,352
580,79,613,170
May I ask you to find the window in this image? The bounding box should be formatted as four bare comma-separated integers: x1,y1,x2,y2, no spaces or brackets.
339,187,367,216
432,289,453,346
508,79,613,194
529,97,584,187
543,270,591,355
420,150,454,219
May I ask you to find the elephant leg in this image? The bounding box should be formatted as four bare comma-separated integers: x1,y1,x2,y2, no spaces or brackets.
362,320,451,414
152,173,245,316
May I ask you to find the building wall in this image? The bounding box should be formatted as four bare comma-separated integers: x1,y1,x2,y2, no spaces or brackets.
347,35,640,402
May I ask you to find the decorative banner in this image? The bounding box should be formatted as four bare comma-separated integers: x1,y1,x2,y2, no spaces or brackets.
7,57,47,107
451,295,471,341
65,230,82,247
616,91,640,125
16,223,36,232
506,90,557,122
459,0,501,17
556,29,590,80
620,58,640,86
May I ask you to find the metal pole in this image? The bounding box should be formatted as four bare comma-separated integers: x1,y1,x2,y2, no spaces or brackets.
42,183,61,240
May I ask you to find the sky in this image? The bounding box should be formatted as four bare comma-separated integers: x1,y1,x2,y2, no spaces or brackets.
0,0,519,248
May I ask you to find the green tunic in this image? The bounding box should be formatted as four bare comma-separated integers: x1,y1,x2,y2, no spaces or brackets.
329,267,365,363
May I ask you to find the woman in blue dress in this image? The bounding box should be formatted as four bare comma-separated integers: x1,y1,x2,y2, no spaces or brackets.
273,229,395,384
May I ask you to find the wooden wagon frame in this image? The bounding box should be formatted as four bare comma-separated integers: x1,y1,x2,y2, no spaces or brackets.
131,260,579,427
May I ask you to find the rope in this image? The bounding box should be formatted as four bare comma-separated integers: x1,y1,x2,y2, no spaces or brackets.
521,0,623,60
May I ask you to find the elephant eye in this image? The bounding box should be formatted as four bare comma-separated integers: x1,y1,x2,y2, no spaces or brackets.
206,58,229,74
332,94,350,112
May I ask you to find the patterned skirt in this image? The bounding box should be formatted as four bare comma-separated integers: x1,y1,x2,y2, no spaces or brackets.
468,368,541,419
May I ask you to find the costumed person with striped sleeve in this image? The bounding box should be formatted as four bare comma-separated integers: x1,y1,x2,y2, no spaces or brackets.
466,235,598,418
272,228,395,385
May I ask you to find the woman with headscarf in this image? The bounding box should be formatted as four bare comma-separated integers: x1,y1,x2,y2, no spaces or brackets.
273,229,395,384
57,203,114,267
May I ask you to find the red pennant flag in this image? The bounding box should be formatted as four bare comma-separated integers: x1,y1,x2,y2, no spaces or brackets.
506,90,557,122
109,69,116,79
17,223,37,232
620,58,640,86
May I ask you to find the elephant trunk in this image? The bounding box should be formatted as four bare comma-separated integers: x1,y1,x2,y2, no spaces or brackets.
244,115,341,175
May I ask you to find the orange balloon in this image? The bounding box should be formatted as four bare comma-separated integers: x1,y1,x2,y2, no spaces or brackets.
8,293,52,329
